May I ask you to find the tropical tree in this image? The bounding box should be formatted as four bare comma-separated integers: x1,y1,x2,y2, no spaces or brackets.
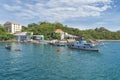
0,26,14,40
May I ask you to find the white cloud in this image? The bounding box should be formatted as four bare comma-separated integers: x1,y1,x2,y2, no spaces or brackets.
2,0,113,22
13,0,21,4
3,4,22,11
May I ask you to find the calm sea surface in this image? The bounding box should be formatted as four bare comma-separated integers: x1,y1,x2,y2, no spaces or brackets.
0,42,120,80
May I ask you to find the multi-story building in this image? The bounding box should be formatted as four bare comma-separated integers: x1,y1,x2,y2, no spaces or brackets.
4,21,22,34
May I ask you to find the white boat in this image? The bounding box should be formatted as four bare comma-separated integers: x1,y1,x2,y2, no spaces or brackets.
68,37,99,51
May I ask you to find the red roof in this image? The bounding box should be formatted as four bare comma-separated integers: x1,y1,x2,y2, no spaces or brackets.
54,29,64,33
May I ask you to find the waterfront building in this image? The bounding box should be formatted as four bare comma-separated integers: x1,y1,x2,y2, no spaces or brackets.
4,21,22,34
14,32,33,42
33,35,44,41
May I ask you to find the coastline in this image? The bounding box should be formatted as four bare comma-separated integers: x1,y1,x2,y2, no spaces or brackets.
0,40,15,43
97,39,120,42
1,39,120,43
0,40,49,44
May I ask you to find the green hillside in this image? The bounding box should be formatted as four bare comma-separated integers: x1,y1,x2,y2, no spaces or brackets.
22,22,120,40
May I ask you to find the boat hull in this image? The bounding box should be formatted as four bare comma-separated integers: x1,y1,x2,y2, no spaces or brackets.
5,46,11,50
68,46,99,52
49,43,66,47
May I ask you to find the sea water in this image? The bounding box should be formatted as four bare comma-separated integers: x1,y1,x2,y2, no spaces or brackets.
0,42,120,80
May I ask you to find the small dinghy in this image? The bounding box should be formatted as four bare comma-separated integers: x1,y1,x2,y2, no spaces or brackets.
5,45,11,50
5,45,21,51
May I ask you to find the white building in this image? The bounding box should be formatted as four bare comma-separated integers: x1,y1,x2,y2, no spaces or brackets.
54,29,78,40
33,35,44,41
4,21,22,34
14,32,33,42
54,29,65,40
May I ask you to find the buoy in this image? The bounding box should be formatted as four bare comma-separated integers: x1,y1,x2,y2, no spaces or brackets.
56,48,65,52
57,49,60,52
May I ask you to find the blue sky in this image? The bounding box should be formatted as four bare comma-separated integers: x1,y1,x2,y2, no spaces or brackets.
0,0,120,31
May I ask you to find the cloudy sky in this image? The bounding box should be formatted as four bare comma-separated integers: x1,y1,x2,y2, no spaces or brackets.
0,0,120,31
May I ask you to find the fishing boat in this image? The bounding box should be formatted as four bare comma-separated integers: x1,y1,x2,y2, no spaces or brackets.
68,37,99,51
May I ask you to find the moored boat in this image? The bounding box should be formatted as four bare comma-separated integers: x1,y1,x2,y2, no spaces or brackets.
5,45,21,51
5,45,11,50
68,37,99,51
49,42,66,47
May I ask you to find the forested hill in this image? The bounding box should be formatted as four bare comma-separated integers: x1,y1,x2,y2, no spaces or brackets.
22,22,120,40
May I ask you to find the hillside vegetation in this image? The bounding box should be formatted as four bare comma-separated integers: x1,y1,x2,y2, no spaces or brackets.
1,22,120,40
0,26,14,41
22,22,120,40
